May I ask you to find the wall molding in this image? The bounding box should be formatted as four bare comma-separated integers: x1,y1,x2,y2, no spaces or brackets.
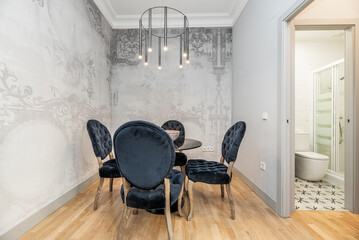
0,173,99,240
94,0,248,29
233,167,277,213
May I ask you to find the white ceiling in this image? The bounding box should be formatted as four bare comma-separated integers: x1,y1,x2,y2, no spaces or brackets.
296,30,344,41
94,0,248,29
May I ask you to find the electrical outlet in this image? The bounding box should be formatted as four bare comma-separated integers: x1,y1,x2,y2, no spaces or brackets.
262,112,268,120
260,161,266,171
202,146,215,152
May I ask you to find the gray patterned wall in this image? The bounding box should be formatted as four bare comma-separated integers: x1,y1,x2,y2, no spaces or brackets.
110,27,232,161
0,0,111,234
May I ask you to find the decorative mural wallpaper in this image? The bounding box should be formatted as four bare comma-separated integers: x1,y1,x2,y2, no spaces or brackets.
110,27,232,161
0,0,233,235
0,0,111,235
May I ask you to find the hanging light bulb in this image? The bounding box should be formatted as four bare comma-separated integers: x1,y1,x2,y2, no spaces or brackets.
179,35,183,68
164,7,168,51
158,37,162,70
186,27,190,64
148,8,152,53
138,6,189,68
138,19,143,60
144,32,148,65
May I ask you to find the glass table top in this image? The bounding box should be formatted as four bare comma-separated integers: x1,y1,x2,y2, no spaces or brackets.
174,138,202,151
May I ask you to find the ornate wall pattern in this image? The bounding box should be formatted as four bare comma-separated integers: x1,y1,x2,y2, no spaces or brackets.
110,27,232,161
0,0,111,234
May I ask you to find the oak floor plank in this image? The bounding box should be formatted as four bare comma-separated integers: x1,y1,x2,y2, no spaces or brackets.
19,174,359,240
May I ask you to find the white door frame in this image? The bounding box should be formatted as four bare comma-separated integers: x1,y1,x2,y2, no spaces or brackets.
278,0,359,217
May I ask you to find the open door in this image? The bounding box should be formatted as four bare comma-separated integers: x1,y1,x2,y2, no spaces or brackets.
344,27,355,211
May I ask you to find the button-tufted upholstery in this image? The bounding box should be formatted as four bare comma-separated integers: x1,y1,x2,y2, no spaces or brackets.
221,121,246,164
161,120,187,167
186,159,230,184
87,119,113,160
99,159,122,178
186,121,246,184
161,120,185,147
87,119,121,179
120,170,184,210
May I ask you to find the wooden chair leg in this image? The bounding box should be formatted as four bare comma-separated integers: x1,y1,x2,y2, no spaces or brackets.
187,180,194,221
220,184,224,198
109,178,114,192
226,183,235,219
164,179,173,240
178,182,184,217
94,177,104,210
117,205,128,240
132,208,138,215
182,165,188,193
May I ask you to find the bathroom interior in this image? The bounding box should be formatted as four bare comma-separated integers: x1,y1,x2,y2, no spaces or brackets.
295,29,346,211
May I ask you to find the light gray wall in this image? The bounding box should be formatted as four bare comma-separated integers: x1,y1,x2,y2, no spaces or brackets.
110,28,232,161
232,0,359,203
0,0,111,235
232,0,298,201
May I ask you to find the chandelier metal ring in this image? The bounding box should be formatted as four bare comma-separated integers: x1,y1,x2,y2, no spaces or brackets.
139,6,189,39
138,6,190,69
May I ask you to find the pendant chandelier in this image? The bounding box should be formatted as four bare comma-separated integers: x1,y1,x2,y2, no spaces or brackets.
138,6,190,69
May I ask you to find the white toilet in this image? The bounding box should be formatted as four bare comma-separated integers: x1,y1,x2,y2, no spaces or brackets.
295,152,329,181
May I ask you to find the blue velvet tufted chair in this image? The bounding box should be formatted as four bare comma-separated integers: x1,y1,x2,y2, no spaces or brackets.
185,121,246,220
161,120,188,173
87,119,121,210
114,120,184,240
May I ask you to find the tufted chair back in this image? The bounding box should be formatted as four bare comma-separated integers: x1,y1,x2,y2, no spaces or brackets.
161,120,185,147
221,121,246,164
114,120,175,190
87,119,113,160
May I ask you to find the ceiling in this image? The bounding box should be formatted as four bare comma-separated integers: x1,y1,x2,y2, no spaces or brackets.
296,30,344,41
94,0,248,29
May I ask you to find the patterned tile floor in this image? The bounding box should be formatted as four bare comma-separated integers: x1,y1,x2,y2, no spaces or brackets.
295,177,346,211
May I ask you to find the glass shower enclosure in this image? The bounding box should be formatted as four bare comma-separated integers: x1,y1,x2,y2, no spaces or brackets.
313,59,345,178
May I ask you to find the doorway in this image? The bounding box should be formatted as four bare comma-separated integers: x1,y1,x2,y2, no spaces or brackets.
278,0,359,217
294,29,348,211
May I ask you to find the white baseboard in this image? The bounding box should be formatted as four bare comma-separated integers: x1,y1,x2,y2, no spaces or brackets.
324,170,344,188
232,167,277,213
0,173,99,240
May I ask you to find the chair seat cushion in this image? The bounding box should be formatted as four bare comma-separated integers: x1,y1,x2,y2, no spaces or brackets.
186,159,230,184
121,170,184,210
174,152,187,166
99,159,121,178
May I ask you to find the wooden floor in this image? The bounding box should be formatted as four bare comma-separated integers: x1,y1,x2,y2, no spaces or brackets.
20,174,359,240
